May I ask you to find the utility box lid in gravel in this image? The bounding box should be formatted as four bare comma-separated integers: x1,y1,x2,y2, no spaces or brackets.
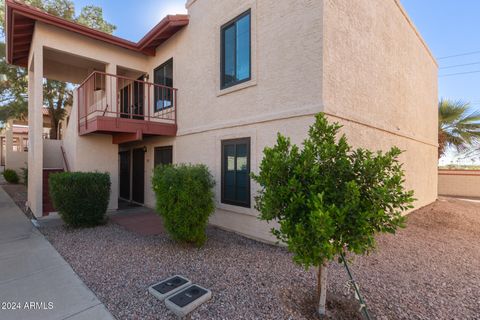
148,275,191,301
165,284,212,317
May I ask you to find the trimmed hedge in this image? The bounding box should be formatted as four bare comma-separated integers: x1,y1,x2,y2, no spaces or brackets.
3,169,19,184
49,172,111,228
152,164,215,246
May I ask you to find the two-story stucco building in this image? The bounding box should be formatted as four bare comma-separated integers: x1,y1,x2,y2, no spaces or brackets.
5,0,438,242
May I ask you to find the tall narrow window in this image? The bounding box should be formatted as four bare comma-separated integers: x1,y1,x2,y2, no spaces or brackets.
221,10,251,89
154,59,173,112
221,138,250,207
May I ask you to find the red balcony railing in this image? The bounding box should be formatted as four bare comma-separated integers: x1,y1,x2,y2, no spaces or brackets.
77,71,177,137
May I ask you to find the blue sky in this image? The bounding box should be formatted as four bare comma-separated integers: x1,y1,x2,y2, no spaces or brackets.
70,0,479,164
73,0,186,41
402,0,480,110
401,0,480,164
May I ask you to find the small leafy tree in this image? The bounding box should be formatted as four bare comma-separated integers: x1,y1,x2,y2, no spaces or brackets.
252,113,414,317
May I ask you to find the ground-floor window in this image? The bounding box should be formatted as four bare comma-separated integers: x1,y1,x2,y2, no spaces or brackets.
221,137,250,207
154,146,173,167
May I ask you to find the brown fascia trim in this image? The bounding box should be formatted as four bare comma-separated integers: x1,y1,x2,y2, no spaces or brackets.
5,0,189,65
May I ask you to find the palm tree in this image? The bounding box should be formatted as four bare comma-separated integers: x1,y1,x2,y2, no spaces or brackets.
438,99,480,158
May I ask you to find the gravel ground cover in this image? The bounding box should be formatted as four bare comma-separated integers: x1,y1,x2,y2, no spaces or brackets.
40,197,480,320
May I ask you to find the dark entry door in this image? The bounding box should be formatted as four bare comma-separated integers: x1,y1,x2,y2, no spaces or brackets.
154,146,173,168
132,148,145,204
119,150,130,200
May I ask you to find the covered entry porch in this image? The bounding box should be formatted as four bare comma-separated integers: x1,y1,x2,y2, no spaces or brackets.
5,0,185,216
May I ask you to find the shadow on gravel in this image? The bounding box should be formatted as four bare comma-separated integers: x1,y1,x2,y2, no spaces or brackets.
281,287,365,320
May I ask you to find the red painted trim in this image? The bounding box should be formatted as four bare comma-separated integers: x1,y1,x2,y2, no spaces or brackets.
112,131,143,144
79,116,177,137
5,0,189,67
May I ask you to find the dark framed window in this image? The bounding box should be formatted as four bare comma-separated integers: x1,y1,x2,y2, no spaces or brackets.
154,58,173,112
154,146,173,167
221,138,250,207
221,10,251,89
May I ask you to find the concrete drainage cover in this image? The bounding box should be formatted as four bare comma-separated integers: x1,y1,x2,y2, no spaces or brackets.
148,275,191,301
165,284,212,317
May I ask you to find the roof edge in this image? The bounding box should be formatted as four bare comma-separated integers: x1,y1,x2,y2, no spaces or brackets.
393,0,437,67
5,0,189,66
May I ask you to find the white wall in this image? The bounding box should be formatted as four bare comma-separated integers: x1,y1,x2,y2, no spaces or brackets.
438,170,480,199
43,139,64,169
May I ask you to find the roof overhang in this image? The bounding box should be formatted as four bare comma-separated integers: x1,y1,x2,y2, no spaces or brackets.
5,0,189,68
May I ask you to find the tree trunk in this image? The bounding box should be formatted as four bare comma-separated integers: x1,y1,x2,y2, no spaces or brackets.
317,263,328,317
50,119,59,140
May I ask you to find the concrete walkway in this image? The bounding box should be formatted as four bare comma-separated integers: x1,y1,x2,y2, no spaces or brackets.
0,187,115,320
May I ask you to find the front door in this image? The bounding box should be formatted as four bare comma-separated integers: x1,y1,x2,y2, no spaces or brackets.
119,150,130,200
132,148,145,204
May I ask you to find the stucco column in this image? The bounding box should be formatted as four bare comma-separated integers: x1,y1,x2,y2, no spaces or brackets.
27,47,44,217
4,120,13,169
105,63,117,114
104,63,119,210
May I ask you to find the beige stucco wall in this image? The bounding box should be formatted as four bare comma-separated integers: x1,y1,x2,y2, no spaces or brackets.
117,0,323,241
28,0,437,239
5,151,28,173
146,0,323,134
63,91,119,210
43,139,64,169
322,0,438,209
121,114,317,243
26,30,45,216
438,170,480,199
2,122,28,173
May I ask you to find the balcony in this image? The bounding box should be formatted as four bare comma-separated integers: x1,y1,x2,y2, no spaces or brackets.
77,71,177,144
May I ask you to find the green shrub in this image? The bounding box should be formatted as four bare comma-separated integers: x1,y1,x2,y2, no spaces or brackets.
49,172,111,227
3,169,19,184
152,164,215,246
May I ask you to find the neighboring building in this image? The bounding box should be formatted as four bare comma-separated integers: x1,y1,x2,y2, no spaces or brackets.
5,0,438,241
1,121,28,170
0,107,52,173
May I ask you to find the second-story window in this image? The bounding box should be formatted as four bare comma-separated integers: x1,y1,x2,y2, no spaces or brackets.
154,58,173,112
221,10,251,89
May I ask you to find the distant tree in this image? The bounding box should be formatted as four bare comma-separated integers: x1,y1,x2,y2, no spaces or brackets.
77,5,116,34
252,113,414,317
0,43,28,123
438,98,480,159
0,0,115,137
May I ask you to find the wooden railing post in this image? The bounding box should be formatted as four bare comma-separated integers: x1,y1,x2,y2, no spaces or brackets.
174,88,177,124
